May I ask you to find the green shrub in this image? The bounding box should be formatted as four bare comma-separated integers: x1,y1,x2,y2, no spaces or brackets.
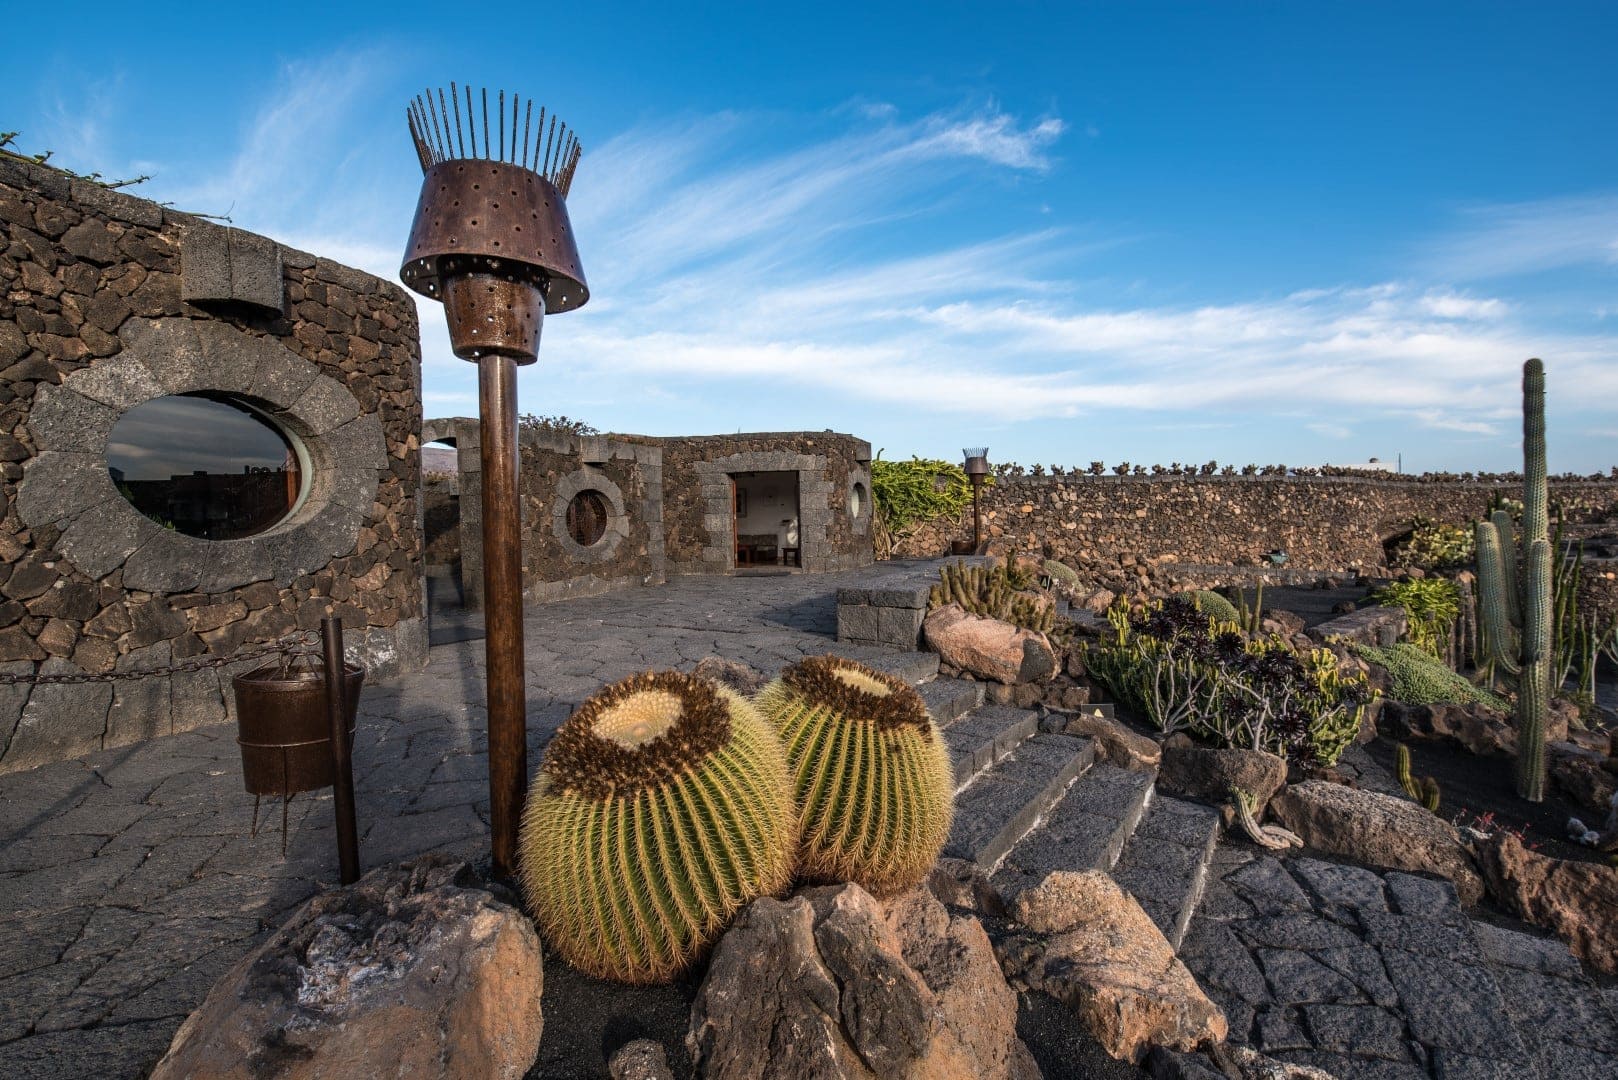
870,456,979,536
1389,518,1475,573
1350,642,1507,710
1368,578,1461,659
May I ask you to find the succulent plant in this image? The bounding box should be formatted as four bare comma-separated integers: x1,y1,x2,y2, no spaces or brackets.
754,656,954,897
1182,589,1240,625
518,670,797,984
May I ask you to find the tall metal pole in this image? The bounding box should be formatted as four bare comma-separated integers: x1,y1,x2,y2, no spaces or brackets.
971,479,983,550
321,616,360,885
479,355,527,876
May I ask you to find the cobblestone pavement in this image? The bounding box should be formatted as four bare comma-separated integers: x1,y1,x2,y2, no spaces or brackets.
1180,845,1618,1079
0,564,940,1079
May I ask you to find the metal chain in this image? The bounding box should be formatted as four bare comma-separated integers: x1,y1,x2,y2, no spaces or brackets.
0,630,322,687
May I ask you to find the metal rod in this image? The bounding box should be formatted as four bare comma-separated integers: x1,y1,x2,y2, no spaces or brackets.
971,476,983,550
478,354,529,877
321,616,360,885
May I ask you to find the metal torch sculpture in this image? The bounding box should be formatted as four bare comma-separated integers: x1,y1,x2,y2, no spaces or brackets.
963,448,989,551
399,86,588,874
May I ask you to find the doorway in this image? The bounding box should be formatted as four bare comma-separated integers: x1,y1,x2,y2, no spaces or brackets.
730,471,801,569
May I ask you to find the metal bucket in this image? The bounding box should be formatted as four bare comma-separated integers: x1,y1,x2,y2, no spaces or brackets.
233,659,364,797
950,540,976,556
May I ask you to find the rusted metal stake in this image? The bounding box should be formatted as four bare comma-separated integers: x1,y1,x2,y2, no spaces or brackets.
479,356,528,877
321,616,360,884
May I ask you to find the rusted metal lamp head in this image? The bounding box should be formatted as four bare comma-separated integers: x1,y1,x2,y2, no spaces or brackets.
962,448,990,485
400,85,588,362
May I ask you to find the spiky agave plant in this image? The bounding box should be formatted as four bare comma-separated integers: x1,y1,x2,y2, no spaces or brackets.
518,671,796,984
755,655,954,896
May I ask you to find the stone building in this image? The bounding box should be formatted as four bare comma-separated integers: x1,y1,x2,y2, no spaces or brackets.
421,424,874,605
0,156,427,773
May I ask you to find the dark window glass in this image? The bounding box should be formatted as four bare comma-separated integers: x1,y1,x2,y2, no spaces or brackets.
566,490,608,547
107,395,302,540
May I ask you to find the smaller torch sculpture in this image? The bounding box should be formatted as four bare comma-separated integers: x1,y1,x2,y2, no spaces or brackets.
399,86,588,875
963,448,990,551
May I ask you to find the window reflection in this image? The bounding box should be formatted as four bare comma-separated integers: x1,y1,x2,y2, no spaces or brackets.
107,395,302,540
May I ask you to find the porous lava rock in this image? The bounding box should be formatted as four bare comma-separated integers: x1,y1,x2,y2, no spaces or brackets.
687,882,1037,1080
150,856,543,1080
996,870,1227,1062
1158,735,1287,811
1062,707,1161,772
1477,832,1618,974
923,603,1057,685
1271,781,1482,905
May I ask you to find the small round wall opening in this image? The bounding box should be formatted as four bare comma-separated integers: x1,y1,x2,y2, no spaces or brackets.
566,489,609,547
106,394,303,540
849,481,868,519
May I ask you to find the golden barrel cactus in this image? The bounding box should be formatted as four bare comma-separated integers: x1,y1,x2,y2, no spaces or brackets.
755,655,954,896
518,671,797,984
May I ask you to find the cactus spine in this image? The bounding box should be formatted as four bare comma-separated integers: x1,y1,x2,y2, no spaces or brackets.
1474,359,1552,801
755,656,954,897
518,671,797,984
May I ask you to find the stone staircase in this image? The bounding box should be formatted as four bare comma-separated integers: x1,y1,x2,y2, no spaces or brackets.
917,673,1225,954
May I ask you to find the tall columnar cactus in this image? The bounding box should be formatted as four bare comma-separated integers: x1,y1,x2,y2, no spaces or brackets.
518,671,797,984
754,655,954,897
1474,358,1553,801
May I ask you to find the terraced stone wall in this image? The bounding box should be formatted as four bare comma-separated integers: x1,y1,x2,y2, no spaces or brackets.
894,475,1618,572
0,157,426,773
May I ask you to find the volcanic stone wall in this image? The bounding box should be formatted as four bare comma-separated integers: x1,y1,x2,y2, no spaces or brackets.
0,156,426,773
515,431,665,603
659,432,874,574
895,475,1618,571
421,483,461,566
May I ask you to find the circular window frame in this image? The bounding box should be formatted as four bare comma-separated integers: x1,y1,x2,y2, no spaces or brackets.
551,469,628,563
18,317,385,594
107,391,314,540
849,469,872,536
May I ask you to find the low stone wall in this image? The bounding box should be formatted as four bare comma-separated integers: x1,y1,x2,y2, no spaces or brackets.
1,157,426,772
421,483,460,566
894,474,1618,573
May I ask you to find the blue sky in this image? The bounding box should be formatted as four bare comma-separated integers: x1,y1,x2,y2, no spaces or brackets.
12,2,1617,472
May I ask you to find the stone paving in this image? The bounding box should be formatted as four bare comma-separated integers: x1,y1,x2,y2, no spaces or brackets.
1179,845,1618,1079
0,564,946,1079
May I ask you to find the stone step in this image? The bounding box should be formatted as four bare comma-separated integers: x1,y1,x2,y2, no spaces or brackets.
918,677,983,728
829,646,942,686
990,763,1155,904
1109,794,1223,951
943,733,1095,870
941,705,1040,791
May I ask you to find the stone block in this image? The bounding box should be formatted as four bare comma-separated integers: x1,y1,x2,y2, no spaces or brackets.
228,229,285,313
170,667,228,732
7,659,113,768
246,350,320,408
289,375,361,435
179,222,232,303
105,643,173,749
876,604,924,647
57,507,162,580
323,415,388,473
68,355,164,410
27,384,117,454
836,603,879,643
121,531,202,593
15,452,120,533
181,222,284,313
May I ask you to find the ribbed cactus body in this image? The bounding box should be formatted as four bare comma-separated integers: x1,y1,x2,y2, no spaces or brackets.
519,671,797,984
755,655,954,897
1489,509,1522,628
1517,537,1552,801
1475,520,1520,675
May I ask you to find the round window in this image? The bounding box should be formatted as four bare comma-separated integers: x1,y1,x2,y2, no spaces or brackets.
107,395,303,541
566,489,609,547
849,481,868,519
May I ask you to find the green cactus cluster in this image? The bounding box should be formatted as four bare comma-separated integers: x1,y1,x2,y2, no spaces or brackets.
928,556,1058,637
1181,589,1241,624
518,671,798,984
1395,743,1442,813
1475,358,1553,801
1349,642,1507,711
1042,558,1081,592
755,655,954,897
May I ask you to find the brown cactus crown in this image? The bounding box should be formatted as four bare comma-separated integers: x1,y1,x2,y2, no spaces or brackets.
543,670,733,799
778,655,933,734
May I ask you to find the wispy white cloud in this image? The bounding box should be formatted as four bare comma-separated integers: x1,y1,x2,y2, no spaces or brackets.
1426,192,1618,279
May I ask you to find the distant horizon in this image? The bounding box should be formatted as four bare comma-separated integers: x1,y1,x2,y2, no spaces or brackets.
13,2,1617,473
